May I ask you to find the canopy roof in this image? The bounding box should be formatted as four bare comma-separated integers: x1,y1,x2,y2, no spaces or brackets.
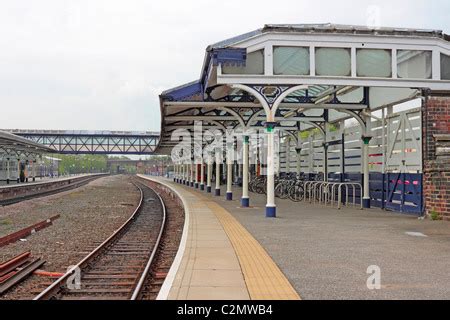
157,23,450,154
0,130,55,158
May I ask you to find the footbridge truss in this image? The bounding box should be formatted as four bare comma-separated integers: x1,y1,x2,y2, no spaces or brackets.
6,130,160,155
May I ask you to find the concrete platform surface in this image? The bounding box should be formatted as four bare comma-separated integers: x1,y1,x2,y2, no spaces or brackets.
197,183,450,300
138,175,300,300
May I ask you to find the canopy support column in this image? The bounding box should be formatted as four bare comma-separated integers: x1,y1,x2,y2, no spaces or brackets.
265,122,277,218
362,136,372,208
241,135,250,207
195,162,199,189
207,152,212,193
226,142,233,201
32,159,36,182
285,137,290,175
296,147,302,176
6,158,10,184
200,160,205,191
190,162,194,187
215,148,221,196
17,159,20,183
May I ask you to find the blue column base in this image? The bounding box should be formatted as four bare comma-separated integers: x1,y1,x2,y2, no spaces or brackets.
195,182,199,189
215,188,221,196
226,192,233,201
207,186,211,193
200,184,205,191
241,197,249,207
266,206,277,218
363,198,371,209
190,182,194,187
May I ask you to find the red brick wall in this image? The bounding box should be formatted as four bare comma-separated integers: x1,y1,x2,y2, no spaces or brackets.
423,95,450,221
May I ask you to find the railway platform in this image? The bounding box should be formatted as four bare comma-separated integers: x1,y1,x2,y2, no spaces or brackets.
0,173,108,205
137,175,300,300
0,174,94,189
143,176,450,300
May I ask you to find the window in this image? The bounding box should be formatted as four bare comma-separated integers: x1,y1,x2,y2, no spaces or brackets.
397,50,432,79
273,46,309,75
441,53,450,80
356,49,392,78
315,47,351,76
222,49,264,75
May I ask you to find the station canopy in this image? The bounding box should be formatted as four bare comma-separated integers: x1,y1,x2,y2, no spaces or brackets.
0,130,55,159
157,24,450,153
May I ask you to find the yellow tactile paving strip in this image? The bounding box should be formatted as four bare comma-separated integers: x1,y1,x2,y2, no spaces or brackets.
195,194,301,300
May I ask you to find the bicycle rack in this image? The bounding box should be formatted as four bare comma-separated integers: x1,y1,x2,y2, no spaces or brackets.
251,177,363,210
303,180,363,210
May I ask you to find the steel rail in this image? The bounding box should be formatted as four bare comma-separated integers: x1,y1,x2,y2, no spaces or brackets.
33,182,145,300
130,190,166,300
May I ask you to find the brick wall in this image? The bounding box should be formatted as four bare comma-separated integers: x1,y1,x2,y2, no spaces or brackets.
423,94,450,221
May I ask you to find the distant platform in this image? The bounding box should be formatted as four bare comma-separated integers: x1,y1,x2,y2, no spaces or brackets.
0,174,99,189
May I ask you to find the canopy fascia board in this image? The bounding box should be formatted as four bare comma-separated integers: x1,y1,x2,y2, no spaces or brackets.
218,31,450,52
163,101,367,110
216,74,450,91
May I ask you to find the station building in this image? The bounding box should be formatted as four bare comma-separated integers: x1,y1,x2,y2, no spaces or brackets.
158,24,450,220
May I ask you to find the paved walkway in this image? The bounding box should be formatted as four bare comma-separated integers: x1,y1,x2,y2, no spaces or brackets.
195,183,450,300
138,175,300,300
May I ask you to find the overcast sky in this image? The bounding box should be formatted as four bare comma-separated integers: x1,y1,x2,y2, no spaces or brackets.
0,0,449,132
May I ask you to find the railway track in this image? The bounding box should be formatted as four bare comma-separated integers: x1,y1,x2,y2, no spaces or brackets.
0,175,105,206
34,180,167,300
